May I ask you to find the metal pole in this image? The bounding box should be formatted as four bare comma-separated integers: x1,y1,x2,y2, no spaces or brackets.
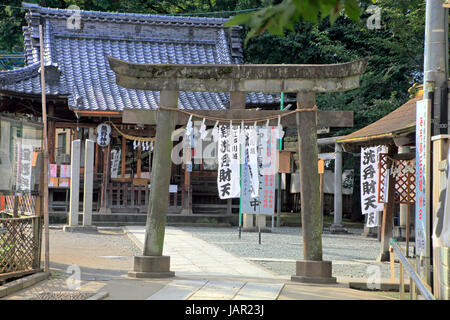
277,77,284,228
39,25,49,274
423,0,449,287
239,139,242,239
333,143,343,226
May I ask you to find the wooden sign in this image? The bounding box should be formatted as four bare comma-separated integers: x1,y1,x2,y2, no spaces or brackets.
278,151,292,173
318,158,325,174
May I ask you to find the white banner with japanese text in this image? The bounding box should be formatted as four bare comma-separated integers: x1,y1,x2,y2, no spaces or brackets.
217,125,240,199
241,127,277,215
360,145,386,227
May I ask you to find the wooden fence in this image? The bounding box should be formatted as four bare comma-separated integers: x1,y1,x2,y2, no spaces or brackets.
2,194,36,216
0,215,43,282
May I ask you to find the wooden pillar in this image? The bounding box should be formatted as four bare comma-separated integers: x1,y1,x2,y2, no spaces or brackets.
378,145,397,261
292,92,336,284
121,134,126,178
181,137,192,214
137,144,142,179
143,90,177,256
47,103,56,164
94,142,100,175
230,92,246,110
99,143,111,213
296,92,322,262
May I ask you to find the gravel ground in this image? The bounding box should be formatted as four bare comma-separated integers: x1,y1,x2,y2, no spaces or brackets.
177,226,405,280
27,291,95,300
46,229,142,279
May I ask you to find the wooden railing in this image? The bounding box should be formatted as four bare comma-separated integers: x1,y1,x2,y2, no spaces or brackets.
106,182,182,211
1,194,36,216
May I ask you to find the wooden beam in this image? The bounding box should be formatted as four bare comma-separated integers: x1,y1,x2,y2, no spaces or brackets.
55,122,97,129
74,110,122,118
122,109,353,128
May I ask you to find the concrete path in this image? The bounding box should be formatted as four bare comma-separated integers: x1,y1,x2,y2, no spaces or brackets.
124,226,392,300
125,226,276,278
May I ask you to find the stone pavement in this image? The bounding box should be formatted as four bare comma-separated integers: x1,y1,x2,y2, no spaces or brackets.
122,226,393,300
2,226,395,300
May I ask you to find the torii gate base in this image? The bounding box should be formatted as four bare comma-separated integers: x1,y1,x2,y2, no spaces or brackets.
109,58,368,284
129,256,175,278
292,261,336,284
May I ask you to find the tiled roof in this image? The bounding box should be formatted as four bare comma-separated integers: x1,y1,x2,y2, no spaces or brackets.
0,3,276,111
337,90,422,145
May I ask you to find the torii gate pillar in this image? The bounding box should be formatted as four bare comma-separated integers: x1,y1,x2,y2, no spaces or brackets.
291,92,336,284
109,57,367,283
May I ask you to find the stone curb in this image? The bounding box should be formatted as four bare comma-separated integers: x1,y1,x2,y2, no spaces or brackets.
0,272,49,298
348,281,410,292
86,290,109,300
123,227,144,251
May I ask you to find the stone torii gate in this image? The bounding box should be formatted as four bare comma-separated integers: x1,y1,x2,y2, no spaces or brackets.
108,57,368,283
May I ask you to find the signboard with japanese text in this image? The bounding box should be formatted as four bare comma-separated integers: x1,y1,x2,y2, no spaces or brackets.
15,143,33,191
217,125,240,199
110,149,121,178
360,145,386,227
415,99,431,256
241,127,277,215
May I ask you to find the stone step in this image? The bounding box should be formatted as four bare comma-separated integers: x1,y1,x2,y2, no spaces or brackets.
145,280,284,300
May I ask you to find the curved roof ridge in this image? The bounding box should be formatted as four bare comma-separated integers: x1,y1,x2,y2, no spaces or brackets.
22,2,231,27
0,62,40,85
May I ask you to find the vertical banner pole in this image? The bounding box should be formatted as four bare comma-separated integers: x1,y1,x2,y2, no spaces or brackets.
277,72,284,228
258,214,261,245
239,132,242,240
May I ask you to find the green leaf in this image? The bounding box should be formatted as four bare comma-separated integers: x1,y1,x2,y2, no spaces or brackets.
224,11,254,27
343,0,361,22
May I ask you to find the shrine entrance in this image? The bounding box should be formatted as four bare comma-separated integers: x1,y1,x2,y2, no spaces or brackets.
108,57,368,283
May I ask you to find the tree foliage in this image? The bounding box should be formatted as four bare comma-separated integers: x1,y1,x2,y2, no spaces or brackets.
225,0,368,45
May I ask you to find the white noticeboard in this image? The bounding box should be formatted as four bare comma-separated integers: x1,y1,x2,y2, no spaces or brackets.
415,99,431,257
16,143,33,191
169,185,178,193
110,149,121,178
360,145,386,227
